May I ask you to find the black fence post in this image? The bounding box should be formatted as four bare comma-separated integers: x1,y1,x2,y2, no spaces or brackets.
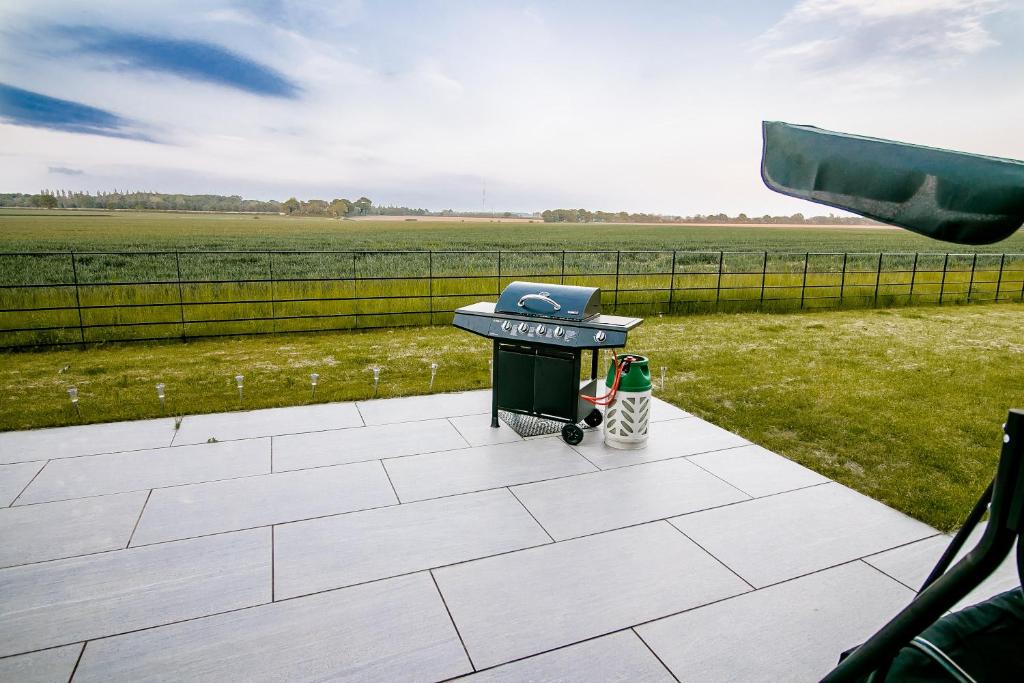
496,251,502,295
873,253,883,307
909,252,919,303
428,251,434,325
839,252,847,305
70,252,85,344
759,251,767,309
267,252,276,332
715,251,724,310
967,253,978,303
995,253,1005,301
939,253,949,304
799,252,809,309
667,250,677,313
352,252,359,329
560,250,566,285
175,252,186,339
613,250,621,313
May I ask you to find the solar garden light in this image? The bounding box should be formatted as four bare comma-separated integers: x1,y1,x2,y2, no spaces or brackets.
371,366,381,397
429,363,438,390
660,366,666,390
67,386,80,416
235,374,244,407
155,383,166,412
310,373,319,399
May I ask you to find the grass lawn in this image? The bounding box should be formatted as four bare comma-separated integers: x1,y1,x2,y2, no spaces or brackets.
2,303,1022,531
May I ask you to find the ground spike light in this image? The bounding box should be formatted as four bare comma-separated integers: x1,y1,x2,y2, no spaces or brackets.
67,386,80,416
156,383,166,413
310,373,319,399
660,366,666,391
235,374,244,408
429,362,438,391
372,366,381,397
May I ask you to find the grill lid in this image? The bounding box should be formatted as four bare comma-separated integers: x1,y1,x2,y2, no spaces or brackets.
495,281,601,322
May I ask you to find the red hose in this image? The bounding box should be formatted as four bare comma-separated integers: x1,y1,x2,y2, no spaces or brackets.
582,354,633,407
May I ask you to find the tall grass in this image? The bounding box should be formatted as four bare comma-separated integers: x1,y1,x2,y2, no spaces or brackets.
1,249,1023,347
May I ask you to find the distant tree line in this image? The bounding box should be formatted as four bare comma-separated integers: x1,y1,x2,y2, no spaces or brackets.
0,190,283,213
0,190,454,219
0,191,877,225
540,209,877,225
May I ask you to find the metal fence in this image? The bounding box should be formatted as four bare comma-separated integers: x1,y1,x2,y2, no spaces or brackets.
1,250,1023,348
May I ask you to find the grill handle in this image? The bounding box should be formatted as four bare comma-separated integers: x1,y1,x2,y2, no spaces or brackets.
517,293,561,311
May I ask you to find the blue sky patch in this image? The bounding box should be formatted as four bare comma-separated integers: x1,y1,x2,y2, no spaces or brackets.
72,28,300,98
0,83,147,139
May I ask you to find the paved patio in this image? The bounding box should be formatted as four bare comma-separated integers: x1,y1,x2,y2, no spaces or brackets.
0,390,1017,682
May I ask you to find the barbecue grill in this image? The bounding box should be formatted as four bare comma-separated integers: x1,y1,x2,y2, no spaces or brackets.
453,281,642,444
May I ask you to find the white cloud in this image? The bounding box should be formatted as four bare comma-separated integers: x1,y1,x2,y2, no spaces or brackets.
755,0,1006,90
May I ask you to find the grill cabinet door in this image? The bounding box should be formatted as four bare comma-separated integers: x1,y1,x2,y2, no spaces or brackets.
533,349,577,420
496,346,534,412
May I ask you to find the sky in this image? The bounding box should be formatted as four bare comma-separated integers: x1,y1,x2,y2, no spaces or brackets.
1,0,1022,215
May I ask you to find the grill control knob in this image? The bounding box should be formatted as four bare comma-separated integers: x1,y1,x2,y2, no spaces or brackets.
502,320,513,332
554,326,565,337
594,330,607,343
536,324,547,335
518,322,529,333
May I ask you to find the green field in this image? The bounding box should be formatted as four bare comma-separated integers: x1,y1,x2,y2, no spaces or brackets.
4,303,1022,532
2,210,1023,347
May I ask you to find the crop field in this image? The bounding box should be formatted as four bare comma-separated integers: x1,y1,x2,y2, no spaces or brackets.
2,210,1023,347
5,209,1024,252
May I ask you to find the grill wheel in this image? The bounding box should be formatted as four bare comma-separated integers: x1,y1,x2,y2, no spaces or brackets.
561,423,585,445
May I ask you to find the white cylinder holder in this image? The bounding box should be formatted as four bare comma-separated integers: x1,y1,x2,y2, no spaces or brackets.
603,387,652,450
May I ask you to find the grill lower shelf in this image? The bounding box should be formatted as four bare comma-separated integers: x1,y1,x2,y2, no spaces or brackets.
499,410,596,439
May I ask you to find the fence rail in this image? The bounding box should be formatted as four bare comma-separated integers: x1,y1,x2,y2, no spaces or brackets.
1,250,1022,349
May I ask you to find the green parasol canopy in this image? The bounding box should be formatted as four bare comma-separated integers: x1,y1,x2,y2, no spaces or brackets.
761,121,1024,245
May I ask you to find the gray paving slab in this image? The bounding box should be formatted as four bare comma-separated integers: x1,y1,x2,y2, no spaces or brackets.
570,416,749,469
0,643,83,683
17,439,270,505
455,630,674,682
272,418,468,472
688,443,829,497
448,414,523,446
670,482,937,587
865,522,1020,611
637,561,914,683
131,460,396,545
73,572,471,683
0,528,270,658
384,438,596,502
0,461,43,506
173,402,363,445
0,491,148,568
356,390,491,425
511,457,749,540
649,396,691,422
274,489,550,599
433,521,750,669
0,418,177,465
